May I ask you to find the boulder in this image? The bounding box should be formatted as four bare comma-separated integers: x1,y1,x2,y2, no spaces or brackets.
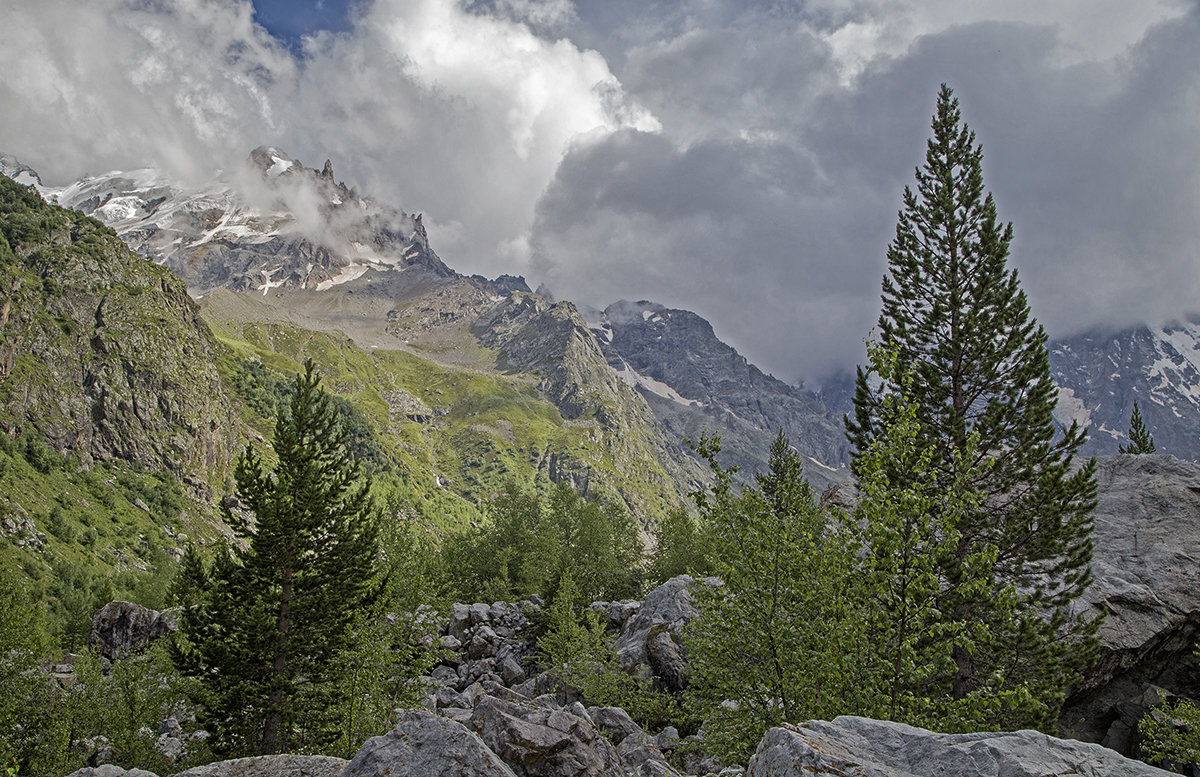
746,716,1175,777
469,695,622,777
1061,455,1200,750
586,706,643,744
170,755,346,777
339,709,515,777
88,601,177,660
612,732,681,777
65,767,158,777
613,576,711,691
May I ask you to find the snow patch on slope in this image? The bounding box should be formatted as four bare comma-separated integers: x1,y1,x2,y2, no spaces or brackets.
1147,322,1200,408
1054,385,1092,428
615,363,699,407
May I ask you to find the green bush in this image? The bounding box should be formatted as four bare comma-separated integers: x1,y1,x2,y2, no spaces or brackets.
441,481,643,604
20,432,58,474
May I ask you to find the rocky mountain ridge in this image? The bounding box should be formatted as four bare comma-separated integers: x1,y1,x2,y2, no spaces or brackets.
11,147,1200,484
18,147,458,297
589,300,849,491
0,173,236,479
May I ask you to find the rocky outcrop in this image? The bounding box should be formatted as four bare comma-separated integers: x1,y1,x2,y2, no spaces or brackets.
339,709,515,777
475,293,646,422
469,695,624,777
613,575,710,692
88,601,178,660
472,292,702,514
417,583,687,777
1061,454,1200,753
172,755,347,777
0,173,236,477
746,716,1174,777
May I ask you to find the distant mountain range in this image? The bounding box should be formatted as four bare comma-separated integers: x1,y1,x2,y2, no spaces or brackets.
3,147,1194,494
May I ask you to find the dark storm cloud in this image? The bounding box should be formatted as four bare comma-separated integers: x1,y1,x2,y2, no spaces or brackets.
532,130,892,383
3,0,1195,384
533,5,1200,383
808,13,1200,340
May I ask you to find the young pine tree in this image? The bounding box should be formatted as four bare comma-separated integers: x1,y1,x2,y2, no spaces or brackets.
845,85,1098,728
1119,401,1156,454
685,431,870,763
175,360,381,756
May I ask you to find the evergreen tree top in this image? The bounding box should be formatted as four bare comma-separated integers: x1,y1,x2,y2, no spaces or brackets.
1119,401,1156,455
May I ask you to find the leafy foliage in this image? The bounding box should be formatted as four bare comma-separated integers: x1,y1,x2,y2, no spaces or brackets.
848,346,1043,730
0,558,54,775
647,506,712,585
685,431,871,762
441,480,643,604
1,556,206,776
328,500,443,758
1140,698,1200,770
537,570,680,733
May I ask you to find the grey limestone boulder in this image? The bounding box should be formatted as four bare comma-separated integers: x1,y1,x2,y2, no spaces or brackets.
1061,454,1200,750
89,601,178,660
613,576,712,691
65,767,159,777
469,695,622,777
170,755,346,777
746,716,1175,777
586,706,643,744
339,709,515,777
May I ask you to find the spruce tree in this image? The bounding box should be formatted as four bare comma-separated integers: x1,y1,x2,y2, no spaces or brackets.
845,85,1098,727
176,360,381,756
1119,401,1156,454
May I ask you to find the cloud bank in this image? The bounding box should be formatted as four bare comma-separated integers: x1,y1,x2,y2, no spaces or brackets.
2,0,1197,382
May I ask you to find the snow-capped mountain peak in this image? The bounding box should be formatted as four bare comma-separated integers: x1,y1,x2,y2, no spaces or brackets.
5,147,455,296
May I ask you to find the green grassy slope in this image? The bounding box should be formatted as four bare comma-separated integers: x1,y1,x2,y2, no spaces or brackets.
201,288,694,528
0,171,698,654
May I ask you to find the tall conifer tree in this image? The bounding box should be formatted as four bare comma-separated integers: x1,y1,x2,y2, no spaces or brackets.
176,360,380,756
845,85,1098,727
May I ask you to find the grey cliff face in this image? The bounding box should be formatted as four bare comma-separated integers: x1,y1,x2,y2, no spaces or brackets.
1051,319,1200,462
593,300,848,490
1061,454,1200,753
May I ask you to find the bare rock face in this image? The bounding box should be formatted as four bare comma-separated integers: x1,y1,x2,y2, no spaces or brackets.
594,300,849,488
469,695,623,777
171,755,346,777
64,766,160,777
613,575,712,692
339,709,514,777
747,716,1175,777
88,600,177,660
1061,454,1200,752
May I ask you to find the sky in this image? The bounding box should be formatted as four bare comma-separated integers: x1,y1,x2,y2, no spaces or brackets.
2,0,1198,385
